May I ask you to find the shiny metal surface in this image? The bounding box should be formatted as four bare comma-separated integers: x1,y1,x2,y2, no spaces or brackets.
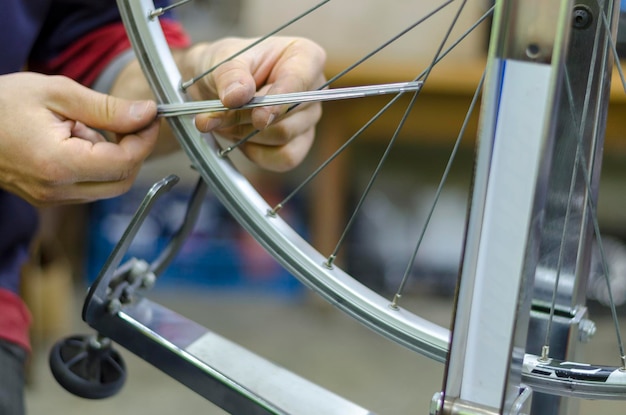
527,1,621,413
82,175,180,322
523,353,626,400
107,0,626,410
91,298,375,415
82,175,208,323
157,82,424,117
532,0,619,311
444,0,573,411
116,0,451,364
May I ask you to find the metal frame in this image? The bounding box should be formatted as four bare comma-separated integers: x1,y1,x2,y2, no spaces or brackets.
69,1,626,414
443,0,621,413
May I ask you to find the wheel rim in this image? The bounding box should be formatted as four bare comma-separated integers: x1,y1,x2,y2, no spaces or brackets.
115,0,626,401
116,0,450,362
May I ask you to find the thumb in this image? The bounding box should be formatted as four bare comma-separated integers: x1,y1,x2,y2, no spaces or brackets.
48,77,157,133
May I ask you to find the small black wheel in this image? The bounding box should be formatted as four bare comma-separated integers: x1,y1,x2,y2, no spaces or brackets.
49,335,126,399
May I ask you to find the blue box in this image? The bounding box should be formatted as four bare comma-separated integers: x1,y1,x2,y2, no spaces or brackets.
85,182,305,297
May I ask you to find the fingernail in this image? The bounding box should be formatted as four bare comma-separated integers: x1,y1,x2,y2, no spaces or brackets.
130,101,152,120
264,114,275,129
195,115,222,131
222,82,245,101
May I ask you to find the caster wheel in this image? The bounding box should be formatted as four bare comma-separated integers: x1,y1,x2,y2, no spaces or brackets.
49,335,126,399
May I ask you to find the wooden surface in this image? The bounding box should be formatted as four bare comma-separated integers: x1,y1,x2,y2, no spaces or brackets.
310,59,626,256
322,59,626,147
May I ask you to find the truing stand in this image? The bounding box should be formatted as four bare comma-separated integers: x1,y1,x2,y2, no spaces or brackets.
50,174,374,415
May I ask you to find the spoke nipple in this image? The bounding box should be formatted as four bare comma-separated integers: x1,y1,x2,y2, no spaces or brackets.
324,255,336,270
218,147,233,158
389,294,402,310
148,8,164,20
538,345,550,362
620,356,626,372
267,204,283,217
107,298,123,315
578,319,596,343
180,79,193,92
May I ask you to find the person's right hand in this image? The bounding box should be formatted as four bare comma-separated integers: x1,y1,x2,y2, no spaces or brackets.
0,72,159,206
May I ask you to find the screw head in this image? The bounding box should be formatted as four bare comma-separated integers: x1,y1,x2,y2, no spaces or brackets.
430,392,443,415
107,298,122,315
141,272,157,290
579,319,597,343
573,6,593,30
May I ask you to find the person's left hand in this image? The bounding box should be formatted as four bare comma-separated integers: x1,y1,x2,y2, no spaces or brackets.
181,37,327,172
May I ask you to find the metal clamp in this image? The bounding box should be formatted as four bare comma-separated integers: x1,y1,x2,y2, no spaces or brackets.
431,385,532,415
82,175,208,324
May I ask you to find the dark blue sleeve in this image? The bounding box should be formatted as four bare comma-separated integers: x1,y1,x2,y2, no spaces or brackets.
29,0,172,64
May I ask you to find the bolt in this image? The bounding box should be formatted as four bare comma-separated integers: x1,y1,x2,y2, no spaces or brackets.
129,259,150,282
107,298,122,315
89,336,111,350
573,5,593,30
141,272,157,290
579,318,597,342
430,392,443,415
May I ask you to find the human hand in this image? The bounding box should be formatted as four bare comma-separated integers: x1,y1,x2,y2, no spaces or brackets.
0,72,159,206
181,37,327,172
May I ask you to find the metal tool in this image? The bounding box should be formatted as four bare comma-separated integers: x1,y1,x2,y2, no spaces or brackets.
157,81,423,117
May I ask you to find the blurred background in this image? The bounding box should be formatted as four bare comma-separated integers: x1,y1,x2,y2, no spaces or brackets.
23,1,626,414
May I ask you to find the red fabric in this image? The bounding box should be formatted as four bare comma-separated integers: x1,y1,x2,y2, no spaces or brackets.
0,289,32,353
31,19,191,87
6,20,190,353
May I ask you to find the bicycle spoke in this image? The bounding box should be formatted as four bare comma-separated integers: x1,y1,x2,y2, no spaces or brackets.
148,0,192,19
391,69,485,309
589,0,626,369
539,0,607,361
269,6,494,217
218,0,456,157
268,96,406,217
180,0,331,91
322,0,471,269
578,141,626,369
600,1,626,95
113,0,626,406
539,88,582,361
540,0,626,369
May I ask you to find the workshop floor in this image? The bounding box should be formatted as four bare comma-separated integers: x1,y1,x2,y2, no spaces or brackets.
24,289,626,415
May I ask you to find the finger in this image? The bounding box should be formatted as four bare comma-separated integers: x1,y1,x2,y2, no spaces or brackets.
58,119,160,184
196,94,320,141
194,108,252,132
246,101,321,146
70,121,108,144
193,96,311,133
211,59,257,108
250,44,326,127
47,76,157,134
238,126,316,173
196,104,307,144
250,75,326,131
28,175,143,206
70,174,142,203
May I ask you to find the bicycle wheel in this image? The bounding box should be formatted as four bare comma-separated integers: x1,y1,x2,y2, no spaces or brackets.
114,0,626,413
